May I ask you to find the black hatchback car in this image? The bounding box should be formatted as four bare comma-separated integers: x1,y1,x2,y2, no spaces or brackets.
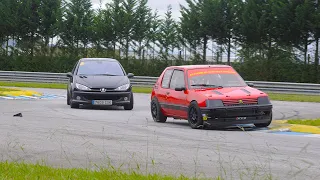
66,58,134,110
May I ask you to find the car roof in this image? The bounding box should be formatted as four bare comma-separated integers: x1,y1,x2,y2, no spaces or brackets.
79,58,119,62
168,64,231,70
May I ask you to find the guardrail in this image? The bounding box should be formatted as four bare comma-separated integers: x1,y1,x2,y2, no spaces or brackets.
0,70,319,95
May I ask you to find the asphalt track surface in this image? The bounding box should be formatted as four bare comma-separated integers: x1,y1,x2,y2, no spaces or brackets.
1,88,320,180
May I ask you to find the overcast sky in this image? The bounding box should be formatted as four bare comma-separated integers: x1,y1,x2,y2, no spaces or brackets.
91,0,187,19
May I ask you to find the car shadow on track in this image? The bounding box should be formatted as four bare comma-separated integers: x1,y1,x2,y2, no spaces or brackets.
165,120,270,132
78,105,125,111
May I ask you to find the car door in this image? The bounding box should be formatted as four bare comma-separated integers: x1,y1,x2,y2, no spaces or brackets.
157,68,174,115
166,69,188,119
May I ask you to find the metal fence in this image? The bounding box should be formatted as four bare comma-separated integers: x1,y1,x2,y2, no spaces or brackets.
0,70,319,95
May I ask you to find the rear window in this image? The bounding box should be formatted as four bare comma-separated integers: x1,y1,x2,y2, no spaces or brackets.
187,67,247,88
76,60,125,76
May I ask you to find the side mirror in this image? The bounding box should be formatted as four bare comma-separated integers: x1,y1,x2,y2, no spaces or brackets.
175,87,186,91
127,73,134,78
66,72,73,78
247,83,254,87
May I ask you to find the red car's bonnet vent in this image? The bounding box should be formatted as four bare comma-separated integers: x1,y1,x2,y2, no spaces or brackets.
212,90,223,95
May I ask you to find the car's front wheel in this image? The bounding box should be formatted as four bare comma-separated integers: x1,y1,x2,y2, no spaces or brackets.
70,101,79,108
69,93,79,108
67,92,70,105
187,101,204,129
150,98,167,123
124,92,134,110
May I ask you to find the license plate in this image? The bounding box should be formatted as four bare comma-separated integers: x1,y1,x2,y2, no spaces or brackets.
92,100,112,105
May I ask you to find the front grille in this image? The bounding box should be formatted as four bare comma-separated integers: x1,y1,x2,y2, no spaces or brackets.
208,108,271,118
90,88,116,92
223,98,258,106
80,94,124,101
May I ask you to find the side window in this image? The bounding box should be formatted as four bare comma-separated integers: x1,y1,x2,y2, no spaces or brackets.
169,70,185,89
161,69,173,88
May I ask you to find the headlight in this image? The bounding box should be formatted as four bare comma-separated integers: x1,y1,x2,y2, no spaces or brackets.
258,96,271,104
115,83,130,91
206,99,224,108
75,83,91,91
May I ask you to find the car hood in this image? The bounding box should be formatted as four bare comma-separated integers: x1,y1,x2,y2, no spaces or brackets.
74,75,129,89
196,86,266,99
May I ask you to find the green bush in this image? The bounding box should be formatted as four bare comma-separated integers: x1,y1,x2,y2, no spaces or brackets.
0,55,318,83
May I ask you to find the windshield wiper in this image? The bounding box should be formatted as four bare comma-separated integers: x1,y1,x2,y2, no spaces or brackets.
191,84,223,88
97,74,118,76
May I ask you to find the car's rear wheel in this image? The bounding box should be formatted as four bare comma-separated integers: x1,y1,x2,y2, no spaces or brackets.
254,112,273,128
150,98,167,123
187,101,204,129
124,92,134,110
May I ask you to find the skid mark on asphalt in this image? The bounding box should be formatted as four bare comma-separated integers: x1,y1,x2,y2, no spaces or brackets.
0,94,66,100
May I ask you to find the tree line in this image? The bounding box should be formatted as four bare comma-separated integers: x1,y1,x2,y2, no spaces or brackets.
0,0,319,83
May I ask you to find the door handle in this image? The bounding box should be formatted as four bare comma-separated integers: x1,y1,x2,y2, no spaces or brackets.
166,92,170,95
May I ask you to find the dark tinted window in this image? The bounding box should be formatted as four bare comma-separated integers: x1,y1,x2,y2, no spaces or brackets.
76,60,124,76
161,69,173,88
169,70,185,89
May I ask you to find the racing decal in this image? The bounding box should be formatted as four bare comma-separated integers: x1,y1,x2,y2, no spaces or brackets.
159,102,188,111
188,68,236,77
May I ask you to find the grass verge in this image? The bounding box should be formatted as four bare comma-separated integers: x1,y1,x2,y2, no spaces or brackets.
267,93,320,103
1,81,320,102
0,87,19,92
287,119,320,126
0,81,67,89
271,119,320,134
0,161,197,180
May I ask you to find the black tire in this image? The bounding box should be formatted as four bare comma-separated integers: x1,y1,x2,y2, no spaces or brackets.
124,92,134,110
67,92,70,105
254,112,273,128
187,101,204,129
70,100,79,109
150,98,167,123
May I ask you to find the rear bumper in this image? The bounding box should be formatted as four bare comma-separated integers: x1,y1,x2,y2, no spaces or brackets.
71,90,132,106
200,104,272,127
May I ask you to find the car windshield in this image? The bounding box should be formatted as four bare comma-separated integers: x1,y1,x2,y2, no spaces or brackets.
76,60,124,76
187,68,247,88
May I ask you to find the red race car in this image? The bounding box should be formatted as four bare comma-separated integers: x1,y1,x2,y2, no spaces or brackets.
150,65,273,129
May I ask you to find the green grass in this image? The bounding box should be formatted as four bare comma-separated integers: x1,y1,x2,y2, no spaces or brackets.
1,81,320,103
0,81,67,89
267,93,320,103
287,119,320,126
0,161,198,180
0,87,19,92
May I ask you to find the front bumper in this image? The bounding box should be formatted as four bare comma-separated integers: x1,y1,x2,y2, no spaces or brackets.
200,104,272,127
71,90,132,106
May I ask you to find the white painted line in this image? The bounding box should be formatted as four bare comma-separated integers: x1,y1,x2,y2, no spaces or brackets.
20,95,38,99
303,134,320,138
1,96,14,100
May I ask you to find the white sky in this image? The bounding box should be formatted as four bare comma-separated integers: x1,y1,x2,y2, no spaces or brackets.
91,0,187,19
